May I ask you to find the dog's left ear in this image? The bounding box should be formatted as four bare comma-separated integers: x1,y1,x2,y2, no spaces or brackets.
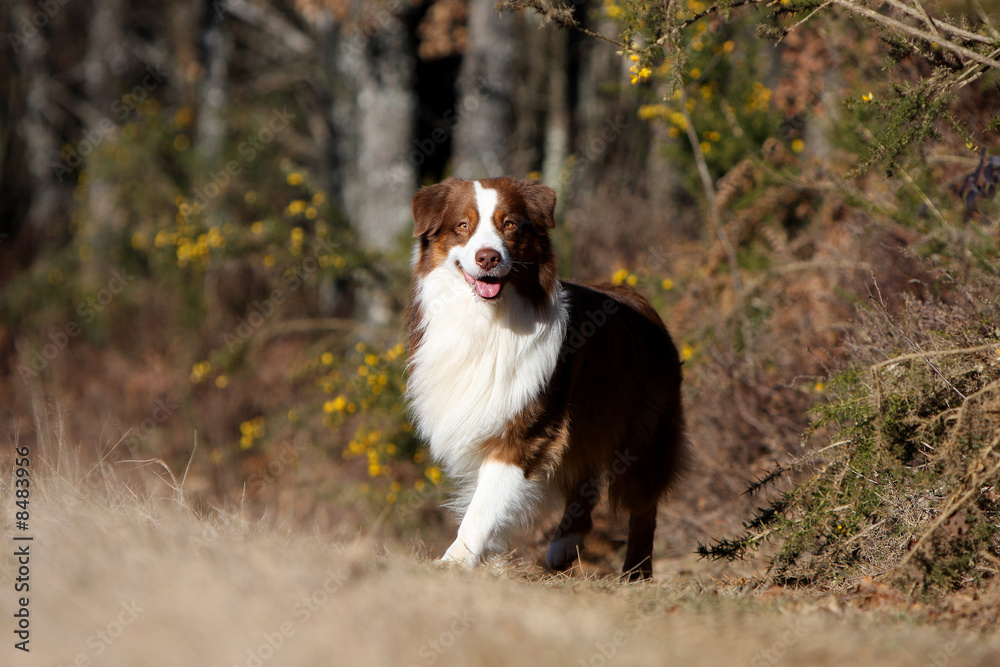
521,180,557,231
411,178,458,237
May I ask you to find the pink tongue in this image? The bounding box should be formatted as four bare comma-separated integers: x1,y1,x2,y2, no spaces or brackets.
475,280,501,299
462,268,502,299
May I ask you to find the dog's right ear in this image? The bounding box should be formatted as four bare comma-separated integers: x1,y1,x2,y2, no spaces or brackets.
411,178,458,238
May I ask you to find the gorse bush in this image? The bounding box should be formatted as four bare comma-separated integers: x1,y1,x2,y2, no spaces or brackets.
699,283,1000,597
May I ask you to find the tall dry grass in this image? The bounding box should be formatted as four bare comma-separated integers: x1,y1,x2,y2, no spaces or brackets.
2,437,999,667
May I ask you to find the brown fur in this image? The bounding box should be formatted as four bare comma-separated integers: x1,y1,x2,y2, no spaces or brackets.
407,177,686,580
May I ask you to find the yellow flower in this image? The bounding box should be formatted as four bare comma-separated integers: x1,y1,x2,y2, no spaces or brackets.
215,375,229,389
312,192,326,205
288,408,299,422
365,353,378,366
722,40,735,54
414,480,426,492
638,104,669,120
611,268,629,285
814,381,825,392
791,138,805,153
321,351,334,365
174,106,194,127
286,172,304,186
191,361,211,383
285,200,307,216
625,273,638,287
661,278,675,290
426,466,443,485
173,134,190,152
413,451,423,464
132,232,148,250
305,207,318,220
681,344,694,361
47,268,64,286
629,54,640,62
355,341,367,353
263,255,275,268
861,92,875,103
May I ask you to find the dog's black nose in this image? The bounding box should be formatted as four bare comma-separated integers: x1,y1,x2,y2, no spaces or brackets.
475,248,500,270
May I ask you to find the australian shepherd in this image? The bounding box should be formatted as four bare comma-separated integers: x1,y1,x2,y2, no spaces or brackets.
404,176,685,580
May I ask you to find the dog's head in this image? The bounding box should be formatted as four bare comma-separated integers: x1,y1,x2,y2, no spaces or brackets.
411,177,558,303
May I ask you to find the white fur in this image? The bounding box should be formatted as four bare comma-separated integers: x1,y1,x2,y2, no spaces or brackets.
441,460,546,568
452,183,511,278
408,180,569,565
407,263,567,483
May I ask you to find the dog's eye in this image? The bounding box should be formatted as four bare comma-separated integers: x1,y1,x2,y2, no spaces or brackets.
457,221,469,231
503,220,517,231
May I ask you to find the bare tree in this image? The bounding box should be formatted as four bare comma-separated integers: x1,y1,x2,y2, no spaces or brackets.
450,0,515,179
13,0,65,247
319,3,418,253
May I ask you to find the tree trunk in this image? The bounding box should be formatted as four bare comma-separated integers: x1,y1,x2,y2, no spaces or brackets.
197,0,231,166
82,0,128,258
323,3,417,254
450,1,515,179
14,0,65,247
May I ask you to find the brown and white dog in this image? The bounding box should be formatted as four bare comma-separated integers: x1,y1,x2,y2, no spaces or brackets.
405,176,685,580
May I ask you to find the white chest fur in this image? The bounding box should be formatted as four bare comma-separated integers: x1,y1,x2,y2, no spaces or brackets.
407,265,568,480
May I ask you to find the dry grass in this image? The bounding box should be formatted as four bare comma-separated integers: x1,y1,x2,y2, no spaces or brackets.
3,445,1000,667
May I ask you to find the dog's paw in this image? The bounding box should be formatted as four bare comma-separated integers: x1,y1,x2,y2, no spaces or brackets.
441,539,479,569
545,533,586,571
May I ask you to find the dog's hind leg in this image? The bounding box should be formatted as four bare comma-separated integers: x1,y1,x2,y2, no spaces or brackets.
621,507,657,582
441,459,544,569
546,487,596,571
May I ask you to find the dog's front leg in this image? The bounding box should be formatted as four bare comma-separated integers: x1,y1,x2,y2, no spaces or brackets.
441,460,542,568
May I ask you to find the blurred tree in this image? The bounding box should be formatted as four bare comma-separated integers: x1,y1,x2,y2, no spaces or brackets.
11,0,66,250
317,1,419,253
197,0,231,164
450,0,515,178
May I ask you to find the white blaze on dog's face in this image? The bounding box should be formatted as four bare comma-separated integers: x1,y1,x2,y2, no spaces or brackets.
410,177,559,306
450,182,511,299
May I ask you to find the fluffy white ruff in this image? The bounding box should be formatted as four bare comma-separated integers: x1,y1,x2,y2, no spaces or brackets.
406,265,567,502
441,460,547,568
